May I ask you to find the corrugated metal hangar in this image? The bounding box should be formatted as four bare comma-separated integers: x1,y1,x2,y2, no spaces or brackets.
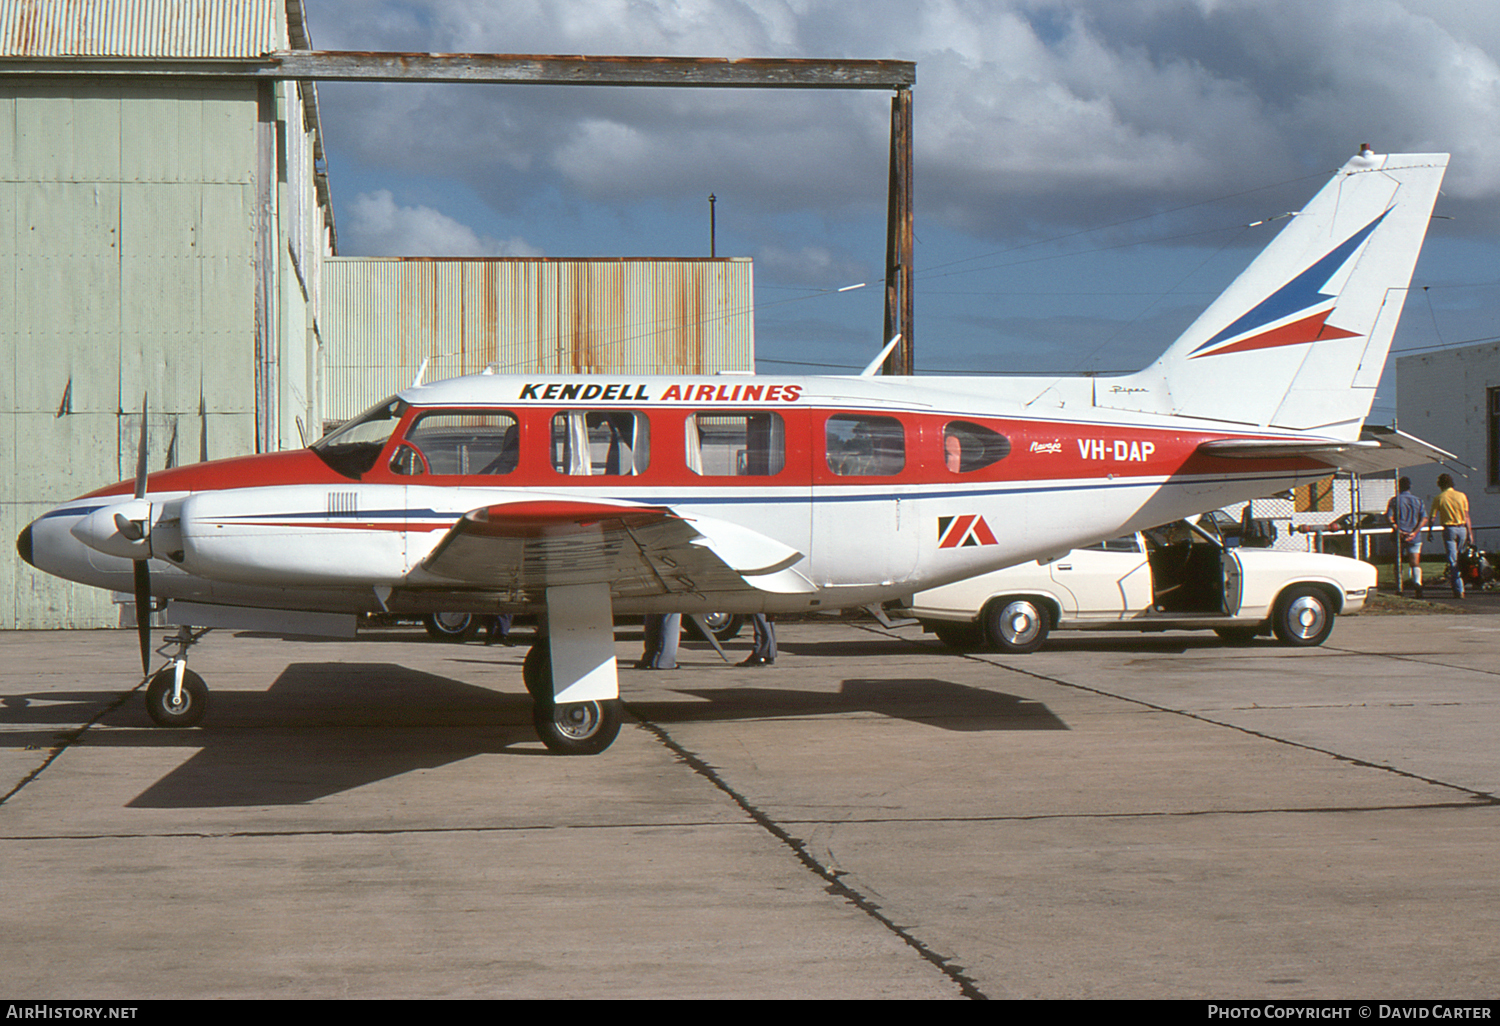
2,0,756,628
320,257,753,428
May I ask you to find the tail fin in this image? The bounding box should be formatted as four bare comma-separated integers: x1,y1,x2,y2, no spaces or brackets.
1097,150,1448,438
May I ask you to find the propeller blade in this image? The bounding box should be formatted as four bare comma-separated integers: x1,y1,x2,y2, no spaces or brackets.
133,393,151,676
134,393,149,500
133,558,152,677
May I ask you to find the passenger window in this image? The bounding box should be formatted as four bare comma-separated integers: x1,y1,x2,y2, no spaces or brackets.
392,411,519,477
551,411,650,476
826,414,905,476
687,412,786,476
942,421,1011,473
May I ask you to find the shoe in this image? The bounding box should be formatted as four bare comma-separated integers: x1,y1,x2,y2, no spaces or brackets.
737,655,765,667
1415,586,1423,599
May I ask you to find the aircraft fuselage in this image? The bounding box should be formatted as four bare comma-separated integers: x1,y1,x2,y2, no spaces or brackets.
22,372,1329,621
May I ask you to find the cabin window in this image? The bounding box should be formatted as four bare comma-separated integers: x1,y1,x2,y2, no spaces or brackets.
391,411,519,477
686,412,786,476
550,411,650,476
825,414,905,476
942,421,1011,473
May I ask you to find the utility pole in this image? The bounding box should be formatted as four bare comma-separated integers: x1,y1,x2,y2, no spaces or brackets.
882,87,914,374
709,193,717,258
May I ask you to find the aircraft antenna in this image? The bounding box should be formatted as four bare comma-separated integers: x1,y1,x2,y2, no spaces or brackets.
860,334,903,377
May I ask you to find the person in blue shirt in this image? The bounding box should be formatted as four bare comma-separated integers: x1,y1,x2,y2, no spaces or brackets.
1386,477,1428,598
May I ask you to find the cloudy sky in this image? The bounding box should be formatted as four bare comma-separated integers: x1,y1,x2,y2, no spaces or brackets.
303,0,1500,421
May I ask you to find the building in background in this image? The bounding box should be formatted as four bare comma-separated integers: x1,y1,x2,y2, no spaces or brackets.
1397,339,1499,548
320,256,753,429
2,1,756,628
2,0,333,628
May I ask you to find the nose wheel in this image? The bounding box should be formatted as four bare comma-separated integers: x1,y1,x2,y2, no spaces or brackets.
142,625,212,727
145,665,207,727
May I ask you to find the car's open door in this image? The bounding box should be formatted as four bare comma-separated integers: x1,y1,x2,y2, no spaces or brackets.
1220,546,1244,615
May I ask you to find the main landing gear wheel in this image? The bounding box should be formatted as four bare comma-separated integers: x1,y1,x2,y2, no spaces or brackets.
984,598,1049,654
145,667,207,728
522,642,551,700
1272,587,1334,647
532,698,623,756
522,642,622,755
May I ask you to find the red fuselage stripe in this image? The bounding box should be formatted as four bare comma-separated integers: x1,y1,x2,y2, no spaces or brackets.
77,406,1324,501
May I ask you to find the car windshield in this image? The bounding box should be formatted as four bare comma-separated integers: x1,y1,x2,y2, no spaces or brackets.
310,397,408,478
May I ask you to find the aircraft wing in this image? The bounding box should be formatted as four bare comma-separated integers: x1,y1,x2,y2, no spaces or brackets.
419,499,814,598
1198,427,1458,475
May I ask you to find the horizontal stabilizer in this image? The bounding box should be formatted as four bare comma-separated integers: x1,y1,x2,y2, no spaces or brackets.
1198,426,1457,475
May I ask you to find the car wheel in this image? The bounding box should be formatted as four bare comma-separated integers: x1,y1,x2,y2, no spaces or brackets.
423,612,481,642
1271,586,1334,647
983,599,1049,654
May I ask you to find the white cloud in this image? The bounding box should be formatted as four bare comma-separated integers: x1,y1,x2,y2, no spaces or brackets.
344,190,544,257
311,0,1500,244
754,243,869,288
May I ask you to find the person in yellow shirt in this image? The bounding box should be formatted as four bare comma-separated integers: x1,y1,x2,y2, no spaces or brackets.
1430,474,1473,598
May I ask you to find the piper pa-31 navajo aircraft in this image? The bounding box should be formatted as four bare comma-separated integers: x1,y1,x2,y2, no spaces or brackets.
18,149,1452,754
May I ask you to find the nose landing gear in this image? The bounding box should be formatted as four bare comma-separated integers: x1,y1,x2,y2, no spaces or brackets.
142,625,212,728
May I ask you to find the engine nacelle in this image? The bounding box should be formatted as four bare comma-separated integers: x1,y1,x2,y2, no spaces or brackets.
176,485,416,586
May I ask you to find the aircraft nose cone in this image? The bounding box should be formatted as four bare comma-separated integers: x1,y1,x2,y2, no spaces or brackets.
16,523,34,567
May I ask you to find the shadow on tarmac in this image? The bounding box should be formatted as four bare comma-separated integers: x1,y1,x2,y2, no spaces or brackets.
2,663,539,808
633,678,1067,733
2,663,1068,809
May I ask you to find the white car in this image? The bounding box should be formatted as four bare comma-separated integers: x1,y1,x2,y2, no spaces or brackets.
895,518,1375,652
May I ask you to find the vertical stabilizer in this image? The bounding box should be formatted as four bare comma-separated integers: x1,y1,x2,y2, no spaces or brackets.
1097,150,1448,437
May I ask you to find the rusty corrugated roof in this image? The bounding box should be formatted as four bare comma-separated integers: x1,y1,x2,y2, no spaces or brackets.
0,0,284,58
